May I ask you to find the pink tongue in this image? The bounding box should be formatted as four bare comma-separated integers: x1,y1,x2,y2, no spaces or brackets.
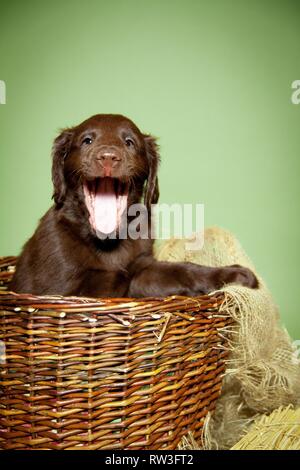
94,178,118,234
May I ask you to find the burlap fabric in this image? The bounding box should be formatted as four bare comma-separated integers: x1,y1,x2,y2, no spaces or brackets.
155,227,300,449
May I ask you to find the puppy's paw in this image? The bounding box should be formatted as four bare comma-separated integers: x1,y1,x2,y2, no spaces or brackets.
227,264,259,289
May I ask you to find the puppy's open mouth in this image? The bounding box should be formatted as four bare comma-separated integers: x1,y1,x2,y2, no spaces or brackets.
83,178,128,235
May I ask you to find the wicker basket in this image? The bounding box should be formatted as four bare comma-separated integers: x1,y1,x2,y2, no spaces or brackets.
0,256,229,450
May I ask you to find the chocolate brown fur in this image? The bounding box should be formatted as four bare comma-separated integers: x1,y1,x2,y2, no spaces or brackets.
11,114,258,297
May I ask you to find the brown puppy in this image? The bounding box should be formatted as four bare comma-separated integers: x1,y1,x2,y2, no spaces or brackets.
11,114,258,297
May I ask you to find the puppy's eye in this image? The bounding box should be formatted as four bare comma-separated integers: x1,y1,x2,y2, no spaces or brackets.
82,137,93,145
125,137,135,147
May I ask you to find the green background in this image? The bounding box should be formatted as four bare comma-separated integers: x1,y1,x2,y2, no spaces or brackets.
1,0,299,338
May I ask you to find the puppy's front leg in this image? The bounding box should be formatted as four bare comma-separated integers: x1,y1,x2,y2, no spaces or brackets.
128,259,258,298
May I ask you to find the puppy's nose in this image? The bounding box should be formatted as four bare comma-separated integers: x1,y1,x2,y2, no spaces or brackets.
97,151,121,167
96,148,122,177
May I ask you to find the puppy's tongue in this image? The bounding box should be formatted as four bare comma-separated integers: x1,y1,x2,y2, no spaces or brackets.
94,177,117,234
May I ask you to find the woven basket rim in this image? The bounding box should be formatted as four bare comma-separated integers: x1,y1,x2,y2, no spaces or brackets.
0,290,225,314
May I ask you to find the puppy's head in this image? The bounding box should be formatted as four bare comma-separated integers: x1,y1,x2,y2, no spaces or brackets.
52,114,160,236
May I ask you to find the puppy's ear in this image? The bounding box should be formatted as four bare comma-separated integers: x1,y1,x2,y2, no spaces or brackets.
52,128,74,206
143,134,160,211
